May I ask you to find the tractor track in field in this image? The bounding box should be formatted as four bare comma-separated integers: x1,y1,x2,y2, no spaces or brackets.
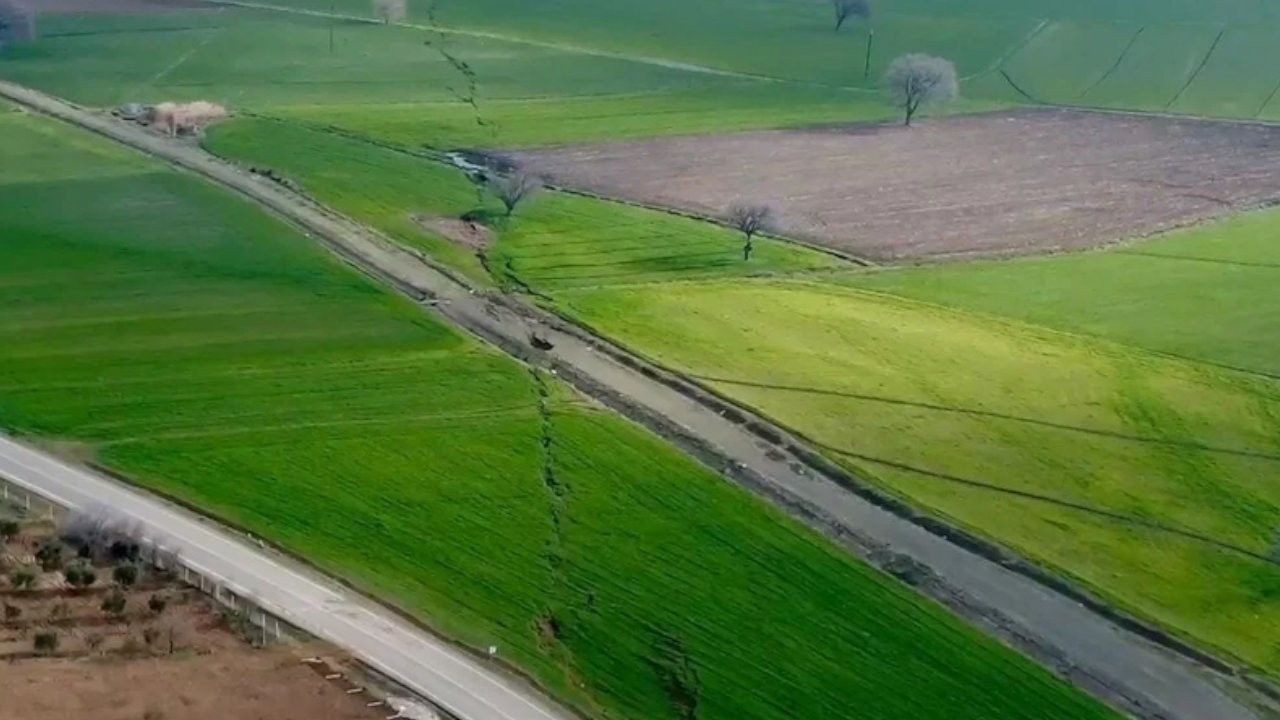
1,79,1277,720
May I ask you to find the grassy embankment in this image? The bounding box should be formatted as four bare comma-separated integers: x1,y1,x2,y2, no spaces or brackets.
0,104,1121,720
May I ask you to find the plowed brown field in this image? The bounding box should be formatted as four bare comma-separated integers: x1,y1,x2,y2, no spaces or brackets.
508,109,1280,260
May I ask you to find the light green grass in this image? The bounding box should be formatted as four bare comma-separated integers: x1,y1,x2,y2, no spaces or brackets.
557,277,1280,674
204,118,845,287
0,102,1120,720
1078,24,1222,110
846,208,1280,377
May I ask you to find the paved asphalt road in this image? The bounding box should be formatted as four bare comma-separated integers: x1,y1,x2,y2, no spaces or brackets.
0,435,575,720
0,79,1269,720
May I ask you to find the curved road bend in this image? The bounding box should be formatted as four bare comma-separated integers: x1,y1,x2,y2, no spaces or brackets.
0,435,573,720
0,80,1266,720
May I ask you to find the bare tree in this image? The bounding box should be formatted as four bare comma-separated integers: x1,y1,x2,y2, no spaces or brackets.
488,171,541,217
727,204,772,261
372,0,407,24
883,53,958,126
830,0,870,32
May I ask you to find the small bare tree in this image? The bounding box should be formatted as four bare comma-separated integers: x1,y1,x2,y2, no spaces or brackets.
883,53,958,127
489,171,541,217
830,0,870,32
372,0,406,23
727,204,772,261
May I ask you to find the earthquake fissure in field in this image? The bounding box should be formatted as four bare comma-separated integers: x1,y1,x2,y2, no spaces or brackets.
1,1,1279,719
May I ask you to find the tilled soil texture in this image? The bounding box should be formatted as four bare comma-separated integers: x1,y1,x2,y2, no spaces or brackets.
506,108,1280,261
0,643,384,720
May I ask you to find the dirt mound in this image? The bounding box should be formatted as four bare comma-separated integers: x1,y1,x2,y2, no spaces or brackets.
412,213,494,251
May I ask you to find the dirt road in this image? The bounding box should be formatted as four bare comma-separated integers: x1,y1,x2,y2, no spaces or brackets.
0,79,1270,720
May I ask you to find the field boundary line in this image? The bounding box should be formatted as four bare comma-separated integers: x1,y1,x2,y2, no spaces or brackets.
965,17,1049,81
1165,27,1228,111
1080,26,1146,101
147,23,223,85
4,79,1275,719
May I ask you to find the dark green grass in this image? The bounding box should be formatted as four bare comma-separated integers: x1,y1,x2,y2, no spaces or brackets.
0,7,914,147
204,118,844,288
0,106,1118,720
845,208,1280,377
263,0,1280,119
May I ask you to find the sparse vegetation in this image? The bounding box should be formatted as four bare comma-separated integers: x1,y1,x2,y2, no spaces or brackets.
113,563,140,588
101,590,128,618
64,562,98,590
33,630,59,655
35,541,63,572
9,566,36,590
148,594,169,616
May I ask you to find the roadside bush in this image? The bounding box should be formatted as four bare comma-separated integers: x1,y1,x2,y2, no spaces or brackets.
147,593,168,616
33,630,58,654
0,519,19,541
64,562,97,590
9,566,36,590
113,563,139,588
35,540,63,571
109,540,140,563
101,589,127,618
3,602,19,621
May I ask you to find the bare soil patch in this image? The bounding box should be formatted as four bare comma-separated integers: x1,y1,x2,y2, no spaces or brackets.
21,0,208,12
506,109,1280,261
412,213,494,251
0,518,385,720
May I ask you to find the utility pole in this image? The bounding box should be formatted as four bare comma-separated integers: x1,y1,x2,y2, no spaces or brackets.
864,27,875,80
